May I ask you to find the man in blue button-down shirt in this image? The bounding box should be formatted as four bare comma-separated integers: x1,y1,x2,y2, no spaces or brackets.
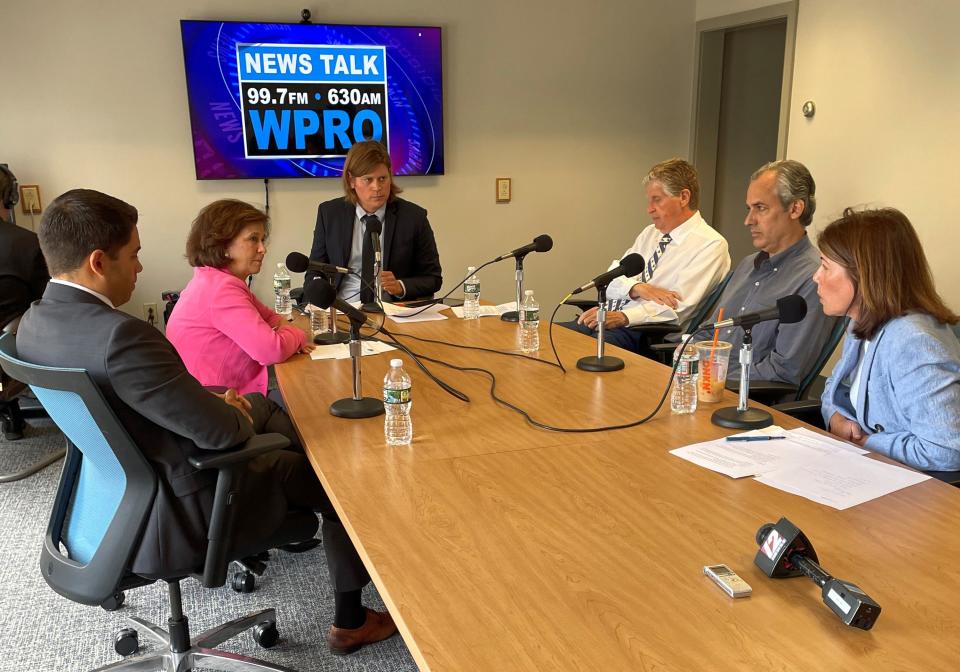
682,160,839,386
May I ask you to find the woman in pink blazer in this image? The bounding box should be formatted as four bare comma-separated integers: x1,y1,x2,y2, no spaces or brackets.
167,200,312,397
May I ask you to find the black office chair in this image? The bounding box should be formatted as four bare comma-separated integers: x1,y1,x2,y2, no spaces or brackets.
0,332,318,671
567,269,734,346
725,316,850,406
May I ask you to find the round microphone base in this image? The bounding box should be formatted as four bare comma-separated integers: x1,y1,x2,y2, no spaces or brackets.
711,406,773,430
500,311,519,323
313,331,350,345
576,355,625,372
330,397,384,419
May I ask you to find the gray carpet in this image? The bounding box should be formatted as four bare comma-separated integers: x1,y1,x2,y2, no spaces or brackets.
0,417,418,672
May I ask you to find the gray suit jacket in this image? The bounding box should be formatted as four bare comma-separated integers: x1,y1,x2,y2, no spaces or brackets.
18,282,291,575
821,313,960,470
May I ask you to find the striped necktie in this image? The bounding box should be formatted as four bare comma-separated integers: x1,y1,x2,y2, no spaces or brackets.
607,233,672,312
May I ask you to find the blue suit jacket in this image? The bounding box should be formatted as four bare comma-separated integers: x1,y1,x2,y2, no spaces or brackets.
821,313,960,470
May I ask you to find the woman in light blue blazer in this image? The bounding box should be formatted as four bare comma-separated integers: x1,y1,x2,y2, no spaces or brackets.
815,207,960,471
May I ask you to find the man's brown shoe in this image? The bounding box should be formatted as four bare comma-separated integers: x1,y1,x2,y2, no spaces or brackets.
326,608,398,655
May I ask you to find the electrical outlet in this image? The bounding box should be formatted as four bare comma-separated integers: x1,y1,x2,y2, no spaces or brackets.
143,303,158,327
20,185,42,214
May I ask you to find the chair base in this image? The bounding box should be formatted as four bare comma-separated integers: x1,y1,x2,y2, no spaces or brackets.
93,609,299,672
0,435,66,483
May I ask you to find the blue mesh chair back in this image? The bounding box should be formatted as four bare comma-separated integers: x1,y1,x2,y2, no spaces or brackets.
795,317,850,400
0,333,156,606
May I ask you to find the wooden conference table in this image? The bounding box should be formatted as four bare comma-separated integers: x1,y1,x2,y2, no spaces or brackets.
276,310,960,671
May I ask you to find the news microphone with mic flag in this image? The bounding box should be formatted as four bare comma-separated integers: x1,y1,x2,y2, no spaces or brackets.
571,253,646,373
287,251,351,345
570,253,645,295
710,294,809,430
754,518,881,630
285,251,350,276
497,235,554,323
303,279,385,419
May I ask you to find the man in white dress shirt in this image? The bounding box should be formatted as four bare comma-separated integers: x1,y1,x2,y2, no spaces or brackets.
568,158,731,354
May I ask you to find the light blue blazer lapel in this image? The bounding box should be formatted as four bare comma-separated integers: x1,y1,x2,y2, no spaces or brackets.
855,325,887,425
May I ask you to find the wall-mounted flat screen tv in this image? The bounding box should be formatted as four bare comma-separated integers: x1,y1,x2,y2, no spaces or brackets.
179,20,444,179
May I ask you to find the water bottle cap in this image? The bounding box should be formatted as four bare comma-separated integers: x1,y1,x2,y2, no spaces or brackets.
467,266,476,272
524,289,534,296
390,358,403,368
277,262,284,269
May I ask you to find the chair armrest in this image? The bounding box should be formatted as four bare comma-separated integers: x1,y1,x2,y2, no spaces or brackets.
771,399,824,429
649,341,676,364
925,470,960,486
727,379,799,406
290,286,305,306
188,433,291,471
563,299,597,312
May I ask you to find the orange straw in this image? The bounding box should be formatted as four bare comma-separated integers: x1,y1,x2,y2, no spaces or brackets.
703,307,723,393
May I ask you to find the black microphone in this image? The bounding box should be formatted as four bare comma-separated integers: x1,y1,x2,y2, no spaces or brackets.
754,518,881,630
285,251,350,276
494,234,553,262
366,217,383,264
571,253,645,295
303,278,381,330
702,294,807,330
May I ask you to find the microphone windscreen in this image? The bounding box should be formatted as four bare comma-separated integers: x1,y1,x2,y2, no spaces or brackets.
534,234,553,253
620,252,645,277
777,294,808,324
366,218,383,235
756,523,776,546
303,277,336,309
285,251,310,273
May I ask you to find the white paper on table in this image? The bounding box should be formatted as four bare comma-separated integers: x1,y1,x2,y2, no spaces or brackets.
784,426,869,455
669,435,830,479
754,451,930,510
494,301,518,314
309,340,396,360
450,305,503,318
381,302,448,323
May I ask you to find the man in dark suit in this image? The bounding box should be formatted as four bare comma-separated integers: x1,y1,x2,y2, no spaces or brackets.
0,164,49,328
17,189,396,655
0,164,49,440
306,140,442,302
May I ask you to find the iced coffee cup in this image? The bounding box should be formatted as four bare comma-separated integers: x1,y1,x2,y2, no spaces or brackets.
695,340,732,403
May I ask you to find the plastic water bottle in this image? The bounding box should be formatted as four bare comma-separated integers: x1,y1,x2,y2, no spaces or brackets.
519,289,540,353
308,303,329,336
671,338,699,414
463,266,480,320
384,358,413,445
273,263,292,317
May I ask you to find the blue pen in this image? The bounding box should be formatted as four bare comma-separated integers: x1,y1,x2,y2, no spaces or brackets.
725,435,787,442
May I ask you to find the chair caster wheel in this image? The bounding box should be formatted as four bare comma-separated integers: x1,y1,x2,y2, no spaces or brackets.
114,627,139,656
253,621,279,649
101,591,125,611
232,571,255,593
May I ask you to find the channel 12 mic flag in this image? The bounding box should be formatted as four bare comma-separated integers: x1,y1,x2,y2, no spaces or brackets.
180,20,444,180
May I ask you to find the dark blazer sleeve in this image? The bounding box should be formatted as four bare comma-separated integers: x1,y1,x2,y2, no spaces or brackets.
392,202,442,300
105,317,255,451
305,201,334,286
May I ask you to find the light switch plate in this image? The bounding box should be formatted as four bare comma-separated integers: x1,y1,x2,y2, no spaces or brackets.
496,177,511,203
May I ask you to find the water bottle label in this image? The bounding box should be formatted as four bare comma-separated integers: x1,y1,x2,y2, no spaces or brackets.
523,309,539,321
273,277,291,292
464,282,480,294
384,388,411,404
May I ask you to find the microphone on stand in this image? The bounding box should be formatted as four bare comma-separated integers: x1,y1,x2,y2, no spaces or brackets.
303,279,385,419
710,295,808,430
286,251,351,345
363,218,384,313
754,518,881,630
497,234,554,322
571,253,645,373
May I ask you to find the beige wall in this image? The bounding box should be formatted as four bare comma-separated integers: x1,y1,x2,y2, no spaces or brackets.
788,0,960,312
0,0,697,321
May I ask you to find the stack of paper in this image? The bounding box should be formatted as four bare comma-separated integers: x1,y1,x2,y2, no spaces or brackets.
309,340,396,360
670,426,929,509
